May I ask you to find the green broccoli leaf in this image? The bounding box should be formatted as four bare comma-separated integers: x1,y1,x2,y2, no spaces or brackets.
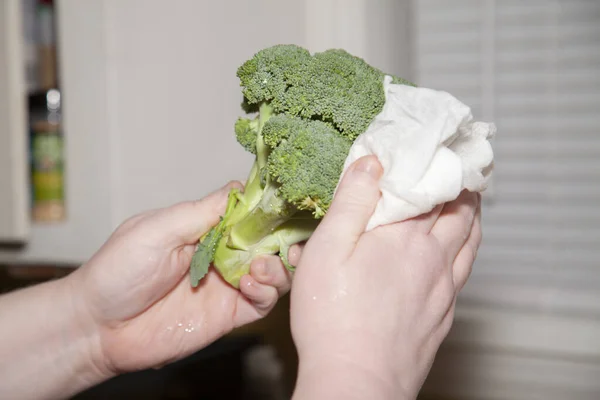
190,188,241,287
190,222,223,287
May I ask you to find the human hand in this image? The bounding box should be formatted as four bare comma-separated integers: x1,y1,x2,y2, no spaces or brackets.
290,156,482,400
65,182,294,377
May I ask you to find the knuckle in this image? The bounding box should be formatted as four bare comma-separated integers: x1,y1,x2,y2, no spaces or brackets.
334,183,379,213
454,255,474,291
338,196,371,217
459,202,476,227
473,220,483,247
455,191,478,221
180,199,206,214
114,212,146,235
257,294,277,313
412,232,433,248
181,195,221,214
469,241,479,262
439,308,455,338
409,233,442,264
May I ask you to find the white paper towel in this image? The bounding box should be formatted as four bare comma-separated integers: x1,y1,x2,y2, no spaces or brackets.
341,76,496,231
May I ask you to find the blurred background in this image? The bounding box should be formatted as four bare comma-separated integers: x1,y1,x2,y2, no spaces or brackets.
0,0,598,399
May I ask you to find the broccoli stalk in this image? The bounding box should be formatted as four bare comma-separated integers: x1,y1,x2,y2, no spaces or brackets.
212,216,318,286
190,102,316,287
190,44,414,288
224,103,299,251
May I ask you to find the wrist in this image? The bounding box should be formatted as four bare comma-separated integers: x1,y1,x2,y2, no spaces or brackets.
0,270,115,400
60,271,115,389
293,351,414,400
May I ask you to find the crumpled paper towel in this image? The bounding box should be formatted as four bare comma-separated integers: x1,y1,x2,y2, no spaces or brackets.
340,75,496,231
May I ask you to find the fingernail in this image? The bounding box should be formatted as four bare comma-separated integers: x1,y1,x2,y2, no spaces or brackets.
256,259,270,277
354,156,382,179
288,246,299,261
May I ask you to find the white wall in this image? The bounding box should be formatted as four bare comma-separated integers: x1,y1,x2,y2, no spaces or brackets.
305,0,413,79
103,0,308,224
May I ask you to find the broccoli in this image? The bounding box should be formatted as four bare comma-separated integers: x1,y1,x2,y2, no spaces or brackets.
190,44,415,288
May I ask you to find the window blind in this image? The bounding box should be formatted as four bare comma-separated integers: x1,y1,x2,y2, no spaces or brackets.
413,0,600,316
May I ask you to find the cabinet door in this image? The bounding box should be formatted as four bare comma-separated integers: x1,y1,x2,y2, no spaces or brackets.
0,0,30,243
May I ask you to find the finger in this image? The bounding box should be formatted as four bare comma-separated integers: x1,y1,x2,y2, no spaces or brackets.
452,197,482,293
312,156,383,253
287,242,305,266
380,204,444,239
250,256,293,296
409,204,445,233
430,190,479,264
148,181,243,246
239,274,278,315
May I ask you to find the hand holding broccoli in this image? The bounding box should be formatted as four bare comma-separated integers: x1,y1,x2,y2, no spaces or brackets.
69,182,293,376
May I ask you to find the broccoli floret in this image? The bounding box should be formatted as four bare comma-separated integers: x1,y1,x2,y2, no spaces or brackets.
265,115,352,218
190,45,415,288
234,118,259,154
237,45,312,109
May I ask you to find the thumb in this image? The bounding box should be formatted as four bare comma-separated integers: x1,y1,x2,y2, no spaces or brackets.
313,155,383,252
150,181,242,246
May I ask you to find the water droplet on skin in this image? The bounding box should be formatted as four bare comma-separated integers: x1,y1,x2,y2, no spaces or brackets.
172,320,198,334
330,272,349,302
312,296,317,301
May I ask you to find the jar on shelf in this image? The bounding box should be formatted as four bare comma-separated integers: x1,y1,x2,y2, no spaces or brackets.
29,88,65,222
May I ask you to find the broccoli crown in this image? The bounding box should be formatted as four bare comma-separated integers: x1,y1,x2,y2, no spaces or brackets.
237,44,414,140
263,115,352,217
234,44,415,217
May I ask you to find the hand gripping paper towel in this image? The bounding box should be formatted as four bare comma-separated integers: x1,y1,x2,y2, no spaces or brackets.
340,76,496,231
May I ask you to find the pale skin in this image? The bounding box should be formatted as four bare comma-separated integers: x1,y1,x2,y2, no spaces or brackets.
0,156,481,400
291,156,481,399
